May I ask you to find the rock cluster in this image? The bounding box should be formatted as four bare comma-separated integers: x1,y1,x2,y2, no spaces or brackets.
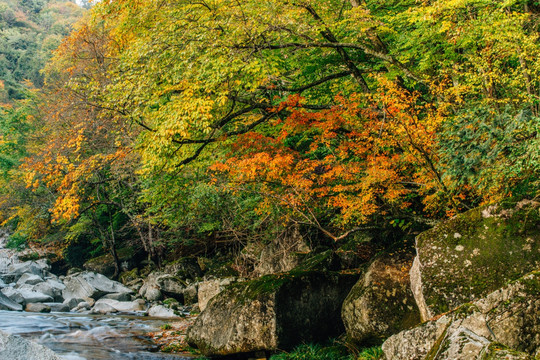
0,261,144,315
383,271,540,360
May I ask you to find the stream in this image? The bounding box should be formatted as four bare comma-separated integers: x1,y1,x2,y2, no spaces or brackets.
0,232,194,359
0,310,194,359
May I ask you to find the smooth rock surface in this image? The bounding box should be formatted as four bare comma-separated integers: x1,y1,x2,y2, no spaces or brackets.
91,298,145,314
25,303,51,313
0,291,22,311
16,274,43,287
148,304,178,318
62,271,132,301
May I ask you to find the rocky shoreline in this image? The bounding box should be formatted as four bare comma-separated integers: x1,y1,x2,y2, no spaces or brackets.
0,200,539,360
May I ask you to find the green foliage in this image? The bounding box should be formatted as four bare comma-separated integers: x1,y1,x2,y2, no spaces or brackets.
0,0,84,101
6,232,27,250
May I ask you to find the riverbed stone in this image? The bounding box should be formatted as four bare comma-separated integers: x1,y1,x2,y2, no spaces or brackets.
148,304,179,318
16,273,43,287
411,200,540,320
187,271,358,356
91,298,145,314
62,297,85,310
101,292,132,301
2,261,47,283
0,330,62,360
0,290,22,311
342,249,420,343
62,271,132,301
43,302,70,312
138,272,185,302
2,287,53,304
382,270,540,360
25,303,51,313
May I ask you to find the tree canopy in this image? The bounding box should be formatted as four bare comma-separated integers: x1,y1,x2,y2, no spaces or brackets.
1,0,538,267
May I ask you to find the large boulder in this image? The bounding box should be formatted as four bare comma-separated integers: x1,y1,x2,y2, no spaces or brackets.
197,277,237,311
1,261,48,283
382,270,540,360
15,274,43,287
411,200,540,320
62,272,132,301
187,271,358,356
163,257,203,281
0,330,62,360
1,287,53,304
342,249,420,343
33,280,65,302
138,272,186,301
0,291,22,311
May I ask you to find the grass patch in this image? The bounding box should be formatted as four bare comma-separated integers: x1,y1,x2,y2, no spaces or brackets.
269,343,383,360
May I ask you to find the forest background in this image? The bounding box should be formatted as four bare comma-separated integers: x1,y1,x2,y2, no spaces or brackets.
0,0,538,276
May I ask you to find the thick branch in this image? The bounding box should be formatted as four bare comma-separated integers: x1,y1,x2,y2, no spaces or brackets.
260,71,353,93
234,42,421,82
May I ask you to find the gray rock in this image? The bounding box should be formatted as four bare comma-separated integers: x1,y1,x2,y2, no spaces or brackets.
342,250,420,343
183,283,198,305
43,303,70,312
2,261,47,283
91,298,145,314
138,272,185,301
90,301,116,314
0,278,6,288
187,272,358,356
0,330,61,360
62,271,132,301
2,287,53,304
25,303,51,313
101,292,132,301
0,291,22,311
197,278,236,311
163,257,202,281
382,270,540,360
411,201,540,320
62,297,85,310
16,274,44,287
148,304,179,318
237,227,311,277
74,301,91,312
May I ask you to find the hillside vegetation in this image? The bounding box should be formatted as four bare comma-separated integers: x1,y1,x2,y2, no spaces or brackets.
0,0,538,274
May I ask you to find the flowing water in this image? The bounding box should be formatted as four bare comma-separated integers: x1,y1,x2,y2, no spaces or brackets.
0,233,194,359
0,310,194,359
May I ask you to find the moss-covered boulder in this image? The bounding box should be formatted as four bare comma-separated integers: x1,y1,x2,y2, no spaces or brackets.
341,249,420,344
383,270,540,360
186,271,358,357
411,200,540,320
83,248,136,277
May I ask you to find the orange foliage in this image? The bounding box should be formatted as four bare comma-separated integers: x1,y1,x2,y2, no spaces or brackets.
212,79,449,232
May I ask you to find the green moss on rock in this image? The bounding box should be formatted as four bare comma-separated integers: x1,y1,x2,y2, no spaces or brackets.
415,200,540,317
